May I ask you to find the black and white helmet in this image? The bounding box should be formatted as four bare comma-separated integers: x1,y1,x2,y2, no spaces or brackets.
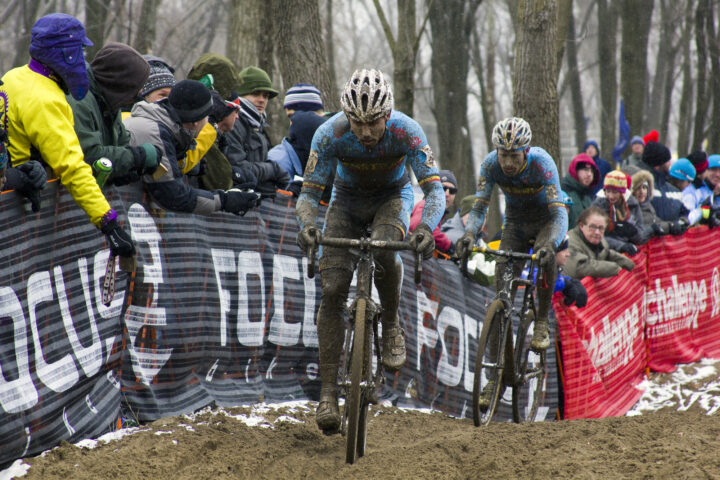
340,69,394,122
491,117,532,151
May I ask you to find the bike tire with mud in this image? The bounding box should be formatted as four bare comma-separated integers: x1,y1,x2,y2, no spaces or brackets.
473,299,507,426
346,298,367,464
512,309,546,423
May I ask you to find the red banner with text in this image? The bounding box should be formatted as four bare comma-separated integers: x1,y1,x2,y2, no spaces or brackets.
554,226,720,419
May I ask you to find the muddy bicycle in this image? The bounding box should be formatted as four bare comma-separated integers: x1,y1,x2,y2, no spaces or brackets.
307,233,422,464
462,244,547,426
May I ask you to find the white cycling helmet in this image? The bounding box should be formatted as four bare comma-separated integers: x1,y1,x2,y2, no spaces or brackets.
492,117,532,150
340,69,394,122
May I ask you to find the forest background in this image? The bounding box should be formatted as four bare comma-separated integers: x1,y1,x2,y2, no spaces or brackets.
1,0,718,234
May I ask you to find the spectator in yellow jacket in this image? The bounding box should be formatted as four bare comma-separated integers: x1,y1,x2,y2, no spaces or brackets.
0,13,134,257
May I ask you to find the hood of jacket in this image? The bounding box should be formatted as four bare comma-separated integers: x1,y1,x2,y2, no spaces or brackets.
631,169,654,202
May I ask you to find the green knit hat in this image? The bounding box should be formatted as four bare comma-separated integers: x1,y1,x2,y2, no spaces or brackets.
187,53,240,100
237,66,278,98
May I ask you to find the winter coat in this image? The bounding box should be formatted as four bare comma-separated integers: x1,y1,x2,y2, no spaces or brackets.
564,226,635,279
630,170,672,236
638,160,689,221
124,100,221,215
1,64,111,226
440,211,467,245
67,67,138,178
223,109,289,196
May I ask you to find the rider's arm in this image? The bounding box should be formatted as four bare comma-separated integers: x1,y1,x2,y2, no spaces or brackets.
465,152,496,237
405,122,444,231
296,122,335,229
536,149,568,249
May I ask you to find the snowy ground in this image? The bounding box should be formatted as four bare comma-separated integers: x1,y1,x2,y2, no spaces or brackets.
2,358,719,480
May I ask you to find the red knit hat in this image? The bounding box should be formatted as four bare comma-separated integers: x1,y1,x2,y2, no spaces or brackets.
643,129,659,145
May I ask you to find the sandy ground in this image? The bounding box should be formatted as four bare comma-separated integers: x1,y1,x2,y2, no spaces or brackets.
6,360,720,480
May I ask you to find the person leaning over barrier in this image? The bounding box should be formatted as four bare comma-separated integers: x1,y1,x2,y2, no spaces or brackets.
564,206,635,280
68,42,163,187
124,79,259,216
0,13,134,258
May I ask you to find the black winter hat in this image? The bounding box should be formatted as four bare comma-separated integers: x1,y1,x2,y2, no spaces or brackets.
91,42,149,110
168,79,214,123
208,90,238,123
641,141,671,168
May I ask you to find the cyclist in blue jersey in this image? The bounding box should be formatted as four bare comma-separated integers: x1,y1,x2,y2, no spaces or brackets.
456,117,567,407
296,69,445,434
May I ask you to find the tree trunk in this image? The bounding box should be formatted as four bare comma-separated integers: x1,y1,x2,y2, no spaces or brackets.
597,0,619,159
619,0,653,137
275,0,337,112
649,0,681,142
429,0,482,202
470,24,496,152
84,0,108,59
132,0,161,54
514,0,560,164
12,0,44,67
564,0,586,153
226,0,261,68
258,0,281,145
692,0,710,151
676,2,695,156
707,2,720,153
325,0,337,96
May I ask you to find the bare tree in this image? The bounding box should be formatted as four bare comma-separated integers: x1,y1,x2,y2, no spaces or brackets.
564,0,586,153
226,0,262,68
85,0,109,59
12,0,47,67
513,0,560,163
275,0,337,112
428,0,483,199
692,0,711,151
372,0,433,115
676,1,695,155
597,0,619,158
325,0,337,92
619,0,653,137
707,2,720,152
133,0,161,54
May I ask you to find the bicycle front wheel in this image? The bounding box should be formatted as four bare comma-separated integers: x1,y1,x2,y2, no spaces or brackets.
512,309,547,423
473,299,506,426
345,298,368,464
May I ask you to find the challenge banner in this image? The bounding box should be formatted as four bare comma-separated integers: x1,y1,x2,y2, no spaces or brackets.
554,226,720,419
0,182,558,465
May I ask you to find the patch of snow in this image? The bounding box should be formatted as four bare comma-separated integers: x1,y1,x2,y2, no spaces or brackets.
0,459,30,480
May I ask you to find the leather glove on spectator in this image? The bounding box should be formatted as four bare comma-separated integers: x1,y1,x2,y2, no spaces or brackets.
219,188,259,216
710,210,720,229
5,161,47,212
101,219,136,257
651,222,670,236
231,166,258,190
409,223,436,260
618,242,639,256
297,224,321,254
562,277,588,308
534,246,555,270
455,231,476,263
613,221,638,239
668,218,689,235
272,162,291,190
287,180,303,197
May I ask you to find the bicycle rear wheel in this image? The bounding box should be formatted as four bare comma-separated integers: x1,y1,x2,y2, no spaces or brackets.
512,309,547,423
473,299,507,426
345,298,368,464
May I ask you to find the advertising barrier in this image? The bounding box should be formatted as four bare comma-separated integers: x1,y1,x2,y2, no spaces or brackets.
554,226,720,419
0,183,558,465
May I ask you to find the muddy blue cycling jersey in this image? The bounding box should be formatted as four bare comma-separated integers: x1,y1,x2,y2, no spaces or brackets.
296,110,445,233
466,146,568,248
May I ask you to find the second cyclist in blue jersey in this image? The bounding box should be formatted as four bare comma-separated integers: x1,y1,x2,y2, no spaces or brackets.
457,117,567,391
296,69,445,434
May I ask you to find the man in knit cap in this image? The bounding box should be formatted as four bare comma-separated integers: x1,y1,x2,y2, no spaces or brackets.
140,55,176,103
687,150,712,206
68,42,162,186
283,83,325,118
639,141,690,224
624,135,645,169
223,66,289,196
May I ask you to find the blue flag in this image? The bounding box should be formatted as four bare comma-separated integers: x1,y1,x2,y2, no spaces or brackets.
612,99,630,164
